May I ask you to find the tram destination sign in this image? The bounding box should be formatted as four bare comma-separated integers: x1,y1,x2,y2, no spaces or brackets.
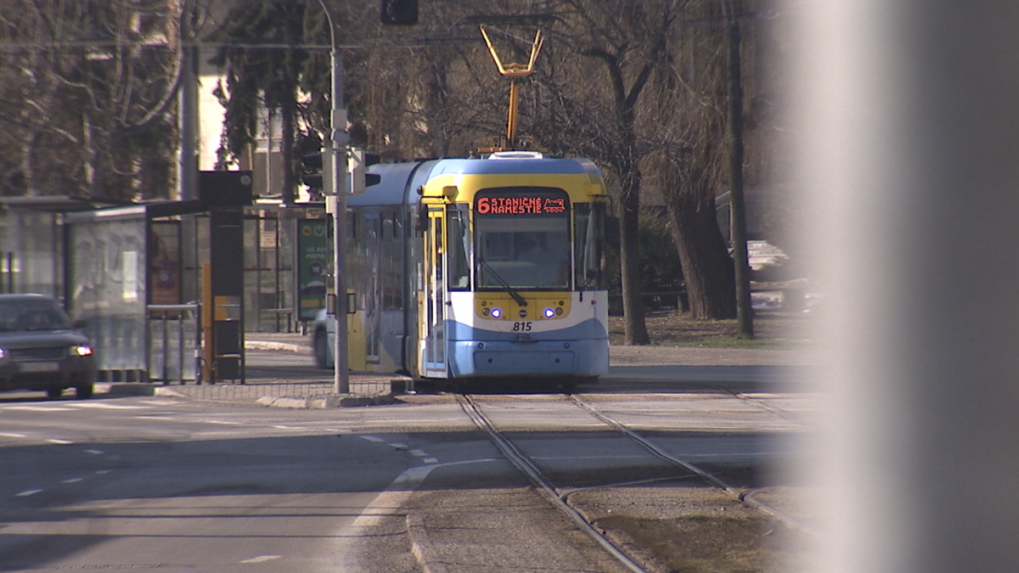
476,189,567,215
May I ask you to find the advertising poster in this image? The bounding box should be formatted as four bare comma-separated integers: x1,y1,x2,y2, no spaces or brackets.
297,219,329,321
149,222,181,305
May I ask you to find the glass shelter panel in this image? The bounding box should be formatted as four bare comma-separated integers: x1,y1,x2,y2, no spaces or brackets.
70,217,147,372
474,187,570,290
0,209,62,297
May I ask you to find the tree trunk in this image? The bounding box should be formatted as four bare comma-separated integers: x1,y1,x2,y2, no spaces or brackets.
666,192,736,319
619,164,651,345
724,0,754,337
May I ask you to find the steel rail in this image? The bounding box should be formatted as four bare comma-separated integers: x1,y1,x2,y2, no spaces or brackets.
457,394,652,573
569,394,819,536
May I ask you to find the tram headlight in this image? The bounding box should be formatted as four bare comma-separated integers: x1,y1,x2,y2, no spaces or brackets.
490,307,502,319
543,307,556,318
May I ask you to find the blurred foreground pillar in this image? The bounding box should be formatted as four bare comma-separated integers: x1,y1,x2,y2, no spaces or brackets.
794,2,1019,573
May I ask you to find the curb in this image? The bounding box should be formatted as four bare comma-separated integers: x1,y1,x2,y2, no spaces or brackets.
97,383,155,397
102,379,405,408
255,393,401,409
407,513,447,573
245,340,310,355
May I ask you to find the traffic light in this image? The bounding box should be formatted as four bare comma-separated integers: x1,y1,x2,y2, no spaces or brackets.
381,0,418,26
301,152,324,199
349,149,381,195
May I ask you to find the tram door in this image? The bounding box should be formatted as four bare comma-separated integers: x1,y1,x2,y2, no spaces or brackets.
421,208,447,377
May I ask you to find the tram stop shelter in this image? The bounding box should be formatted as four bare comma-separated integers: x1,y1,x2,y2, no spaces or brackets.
64,201,207,383
4,184,325,384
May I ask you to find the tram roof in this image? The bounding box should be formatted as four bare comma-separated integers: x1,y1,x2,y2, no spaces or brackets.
347,156,603,208
429,157,597,176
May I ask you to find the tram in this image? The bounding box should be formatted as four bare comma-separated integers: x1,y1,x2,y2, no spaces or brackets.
312,151,610,388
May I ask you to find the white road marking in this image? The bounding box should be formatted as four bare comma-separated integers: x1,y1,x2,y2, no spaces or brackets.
240,555,280,564
68,402,144,410
359,435,384,443
62,478,83,484
46,438,73,445
1,405,73,412
0,432,27,438
16,489,42,497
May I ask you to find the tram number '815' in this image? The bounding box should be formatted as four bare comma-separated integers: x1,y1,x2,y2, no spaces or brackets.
513,322,532,332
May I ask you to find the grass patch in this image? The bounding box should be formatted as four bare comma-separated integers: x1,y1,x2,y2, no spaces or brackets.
597,513,787,573
609,312,814,350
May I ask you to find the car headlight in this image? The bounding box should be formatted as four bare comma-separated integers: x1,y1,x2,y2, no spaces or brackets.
0,348,6,359
73,345,93,357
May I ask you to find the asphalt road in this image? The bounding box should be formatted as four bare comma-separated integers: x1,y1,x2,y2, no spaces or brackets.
0,397,416,572
0,350,818,572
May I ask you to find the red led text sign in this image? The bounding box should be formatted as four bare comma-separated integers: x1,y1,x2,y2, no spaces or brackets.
476,196,566,215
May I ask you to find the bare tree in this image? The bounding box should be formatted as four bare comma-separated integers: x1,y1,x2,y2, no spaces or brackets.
0,0,193,201
644,1,740,320
294,0,775,334
652,0,778,322
536,0,777,324
521,1,689,344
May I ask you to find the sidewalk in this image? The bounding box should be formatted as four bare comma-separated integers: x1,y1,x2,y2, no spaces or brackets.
101,331,812,407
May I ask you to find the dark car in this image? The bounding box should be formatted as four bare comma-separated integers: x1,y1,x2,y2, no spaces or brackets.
0,294,96,399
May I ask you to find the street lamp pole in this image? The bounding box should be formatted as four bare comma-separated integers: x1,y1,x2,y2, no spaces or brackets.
318,0,350,393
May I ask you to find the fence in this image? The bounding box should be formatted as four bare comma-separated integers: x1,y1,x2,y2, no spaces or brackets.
147,303,200,384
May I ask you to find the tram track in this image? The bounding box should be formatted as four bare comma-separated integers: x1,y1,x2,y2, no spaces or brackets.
456,391,816,573
457,393,652,573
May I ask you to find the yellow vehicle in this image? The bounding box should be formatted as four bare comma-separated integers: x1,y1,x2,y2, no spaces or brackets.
314,151,610,390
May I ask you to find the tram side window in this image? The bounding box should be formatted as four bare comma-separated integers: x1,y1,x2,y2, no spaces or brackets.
447,205,470,290
574,203,605,290
381,211,404,310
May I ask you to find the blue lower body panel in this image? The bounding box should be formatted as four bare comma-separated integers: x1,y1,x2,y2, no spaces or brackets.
449,338,608,378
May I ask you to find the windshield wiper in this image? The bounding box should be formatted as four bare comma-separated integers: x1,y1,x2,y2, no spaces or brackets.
478,257,527,307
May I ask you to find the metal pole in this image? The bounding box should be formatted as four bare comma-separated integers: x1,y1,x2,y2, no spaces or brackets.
177,46,198,201
177,310,185,384
318,0,350,394
332,48,350,394
507,80,519,147
162,312,169,384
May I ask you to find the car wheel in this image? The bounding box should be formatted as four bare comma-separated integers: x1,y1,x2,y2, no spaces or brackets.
76,384,94,399
314,329,330,369
46,387,63,399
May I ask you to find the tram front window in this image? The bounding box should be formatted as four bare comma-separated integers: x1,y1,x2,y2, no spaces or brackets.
474,188,570,290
